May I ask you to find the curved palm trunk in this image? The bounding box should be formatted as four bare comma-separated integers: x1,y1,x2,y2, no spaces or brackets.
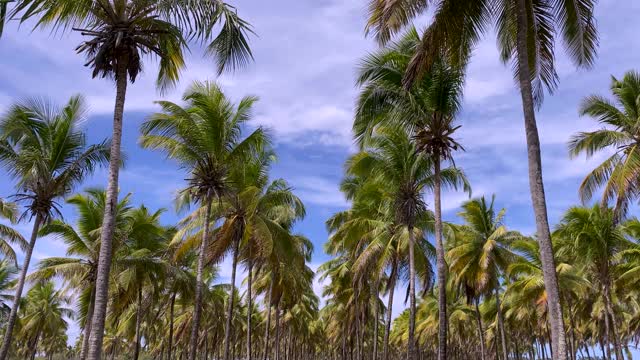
513,1,566,358
189,197,213,360
0,213,42,360
263,276,274,360
382,260,397,360
168,291,176,360
247,259,253,360
433,158,448,360
407,226,417,360
495,286,508,360
224,238,240,360
86,60,128,360
80,284,96,360
474,300,486,360
134,286,143,360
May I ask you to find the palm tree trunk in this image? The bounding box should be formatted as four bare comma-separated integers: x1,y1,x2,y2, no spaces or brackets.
189,197,213,360
247,258,253,360
514,1,566,359
134,286,144,360
275,302,281,360
81,284,96,360
263,275,274,360
602,276,623,360
168,291,177,360
0,213,42,360
224,238,240,360
495,286,508,360
474,300,486,360
407,226,417,360
372,279,380,360
382,260,397,360
86,59,129,360
433,157,448,360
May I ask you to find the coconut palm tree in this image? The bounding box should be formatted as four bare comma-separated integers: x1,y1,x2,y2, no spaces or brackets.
569,70,640,218
0,198,26,266
346,125,468,360
28,189,132,360
0,261,17,322
9,3,254,358
0,96,110,360
140,80,268,360
364,1,598,357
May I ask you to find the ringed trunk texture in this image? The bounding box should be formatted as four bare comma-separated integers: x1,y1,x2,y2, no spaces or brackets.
433,158,448,360
382,260,397,360
0,214,42,360
407,226,417,360
80,284,96,360
495,286,508,360
188,197,213,360
86,60,128,360
514,0,566,358
224,238,240,360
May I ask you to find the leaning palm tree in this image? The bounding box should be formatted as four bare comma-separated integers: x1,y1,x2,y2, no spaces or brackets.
346,125,468,360
0,198,26,266
569,70,640,218
355,29,469,359
0,96,110,360
140,81,268,360
10,3,254,358
364,1,598,357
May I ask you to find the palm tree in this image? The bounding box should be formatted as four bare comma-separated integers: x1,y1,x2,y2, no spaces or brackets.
0,96,110,360
355,30,469,359
346,125,468,360
569,70,640,217
16,281,73,360
140,80,268,360
28,189,132,360
0,198,26,265
364,1,598,357
447,196,520,360
0,261,17,322
10,3,254,358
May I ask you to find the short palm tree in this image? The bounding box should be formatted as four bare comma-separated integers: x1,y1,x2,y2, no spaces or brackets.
364,2,598,357
140,80,268,360
0,198,26,265
10,3,254,358
569,70,640,217
0,96,110,359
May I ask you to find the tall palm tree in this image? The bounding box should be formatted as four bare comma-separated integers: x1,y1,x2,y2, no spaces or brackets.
364,1,598,357
346,125,468,360
447,196,520,360
0,96,110,360
355,29,469,359
28,189,132,360
0,198,26,266
140,80,268,360
569,70,640,218
10,3,254,358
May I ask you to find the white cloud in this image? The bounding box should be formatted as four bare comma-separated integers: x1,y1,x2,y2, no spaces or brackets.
289,176,348,207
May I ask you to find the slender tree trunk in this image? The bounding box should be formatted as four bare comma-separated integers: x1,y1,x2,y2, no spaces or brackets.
407,226,417,360
474,300,486,360
264,276,274,360
275,303,281,360
433,158,448,360
495,286,508,360
0,213,42,360
134,286,143,360
372,279,380,360
169,292,177,360
86,59,129,360
514,1,566,358
247,258,254,360
224,238,240,360
603,277,623,360
189,197,213,360
81,284,96,360
383,260,397,360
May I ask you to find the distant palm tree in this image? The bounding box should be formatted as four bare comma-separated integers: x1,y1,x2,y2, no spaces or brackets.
364,1,598,357
10,3,254,358
29,189,132,360
0,96,110,360
0,198,26,265
0,260,17,321
140,81,268,360
569,70,640,217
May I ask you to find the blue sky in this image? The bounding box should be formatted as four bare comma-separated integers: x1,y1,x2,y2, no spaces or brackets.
1,0,639,349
